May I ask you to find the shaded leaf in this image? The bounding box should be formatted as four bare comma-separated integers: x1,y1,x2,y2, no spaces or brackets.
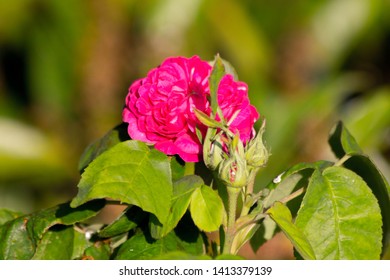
190,185,224,232
249,215,277,253
170,156,186,182
150,175,203,239
27,199,105,241
328,121,363,159
295,167,382,259
71,140,173,224
99,206,147,238
343,154,390,257
0,200,104,260
267,202,316,260
114,230,203,260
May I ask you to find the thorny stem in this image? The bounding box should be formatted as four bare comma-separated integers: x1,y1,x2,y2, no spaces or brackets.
223,187,241,254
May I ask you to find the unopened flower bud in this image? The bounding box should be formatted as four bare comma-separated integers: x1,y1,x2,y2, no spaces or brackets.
203,128,224,170
245,119,269,168
219,151,248,188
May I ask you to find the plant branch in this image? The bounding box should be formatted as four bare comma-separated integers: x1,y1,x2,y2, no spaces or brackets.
334,154,351,167
278,187,305,205
222,187,241,254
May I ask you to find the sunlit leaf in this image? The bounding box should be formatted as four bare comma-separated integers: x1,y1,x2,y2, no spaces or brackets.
267,202,316,260
190,185,224,232
78,123,130,172
32,225,74,260
295,167,382,259
71,140,172,224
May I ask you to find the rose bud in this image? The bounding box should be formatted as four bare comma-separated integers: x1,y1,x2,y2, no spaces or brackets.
218,150,248,188
245,119,269,168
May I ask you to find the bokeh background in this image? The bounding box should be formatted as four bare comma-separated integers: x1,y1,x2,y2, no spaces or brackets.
1,0,389,259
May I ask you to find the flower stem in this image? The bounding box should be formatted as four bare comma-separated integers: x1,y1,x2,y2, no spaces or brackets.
222,186,240,254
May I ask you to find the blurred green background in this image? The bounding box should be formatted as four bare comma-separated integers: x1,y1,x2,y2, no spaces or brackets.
1,0,389,258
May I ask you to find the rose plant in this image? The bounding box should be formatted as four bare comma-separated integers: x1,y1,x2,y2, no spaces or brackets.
0,55,389,260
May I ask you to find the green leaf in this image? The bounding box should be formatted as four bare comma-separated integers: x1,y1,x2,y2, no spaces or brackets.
32,225,74,260
0,200,104,260
170,156,186,182
0,209,23,226
72,229,92,260
71,140,173,224
267,202,316,260
190,185,224,232
328,121,390,256
265,160,333,194
343,155,390,257
0,217,35,259
209,54,226,116
114,230,203,260
261,161,333,243
328,121,363,158
99,206,147,238
150,175,203,239
27,200,105,241
78,123,130,172
295,167,383,259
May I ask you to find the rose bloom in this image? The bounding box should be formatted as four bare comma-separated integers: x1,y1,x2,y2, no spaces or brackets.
123,56,211,162
123,56,259,162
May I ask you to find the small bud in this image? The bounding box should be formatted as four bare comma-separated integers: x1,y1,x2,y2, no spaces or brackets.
219,150,248,188
229,133,245,159
203,128,225,170
245,119,269,168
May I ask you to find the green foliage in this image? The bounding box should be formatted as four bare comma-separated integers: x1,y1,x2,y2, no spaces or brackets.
190,185,224,232
0,200,104,259
0,114,388,260
71,140,173,224
295,167,382,259
267,202,316,260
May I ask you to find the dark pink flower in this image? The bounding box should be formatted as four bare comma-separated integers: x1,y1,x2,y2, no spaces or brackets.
122,56,211,162
123,56,259,162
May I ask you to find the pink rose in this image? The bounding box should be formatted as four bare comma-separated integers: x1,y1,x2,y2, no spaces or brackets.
123,56,259,162
122,56,211,162
217,74,259,144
